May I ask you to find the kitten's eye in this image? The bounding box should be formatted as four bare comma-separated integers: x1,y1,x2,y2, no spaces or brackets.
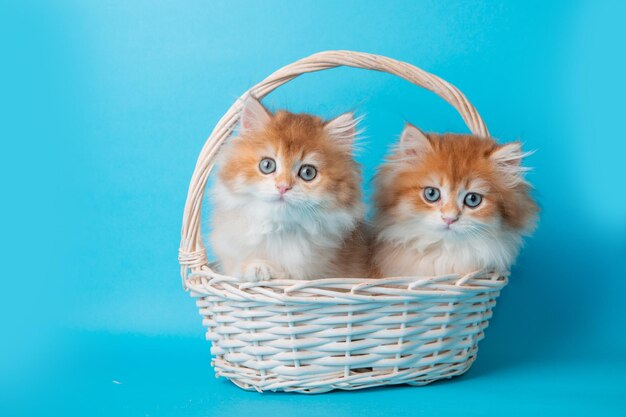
464,192,483,208
298,164,317,181
423,187,441,202
259,158,276,174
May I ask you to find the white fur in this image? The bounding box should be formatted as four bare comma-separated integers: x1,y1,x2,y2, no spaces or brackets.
374,189,525,277
210,178,364,281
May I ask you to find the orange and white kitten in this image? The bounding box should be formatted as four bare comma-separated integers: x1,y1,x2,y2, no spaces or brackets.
210,97,368,281
372,124,538,277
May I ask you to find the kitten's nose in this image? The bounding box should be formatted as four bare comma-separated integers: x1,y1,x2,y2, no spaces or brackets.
441,215,459,225
276,183,292,195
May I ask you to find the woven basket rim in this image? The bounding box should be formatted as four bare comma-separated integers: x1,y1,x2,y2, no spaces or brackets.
178,50,491,290
186,267,508,305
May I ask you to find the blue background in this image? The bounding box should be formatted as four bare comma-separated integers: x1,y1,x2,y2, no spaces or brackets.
2,1,625,416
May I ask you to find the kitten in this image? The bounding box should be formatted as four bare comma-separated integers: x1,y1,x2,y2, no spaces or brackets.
210,97,368,281
371,124,538,277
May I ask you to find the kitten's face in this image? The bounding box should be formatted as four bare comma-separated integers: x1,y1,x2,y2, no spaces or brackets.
402,174,500,236
376,126,537,241
218,98,361,212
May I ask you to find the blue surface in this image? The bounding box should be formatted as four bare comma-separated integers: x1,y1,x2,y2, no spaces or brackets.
2,1,625,416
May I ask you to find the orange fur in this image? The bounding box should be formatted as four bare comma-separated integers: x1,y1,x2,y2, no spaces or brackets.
377,133,537,229
219,111,361,209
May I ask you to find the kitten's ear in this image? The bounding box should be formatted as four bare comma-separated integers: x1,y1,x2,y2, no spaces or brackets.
324,112,358,145
491,142,523,166
491,142,530,186
240,96,271,133
399,124,431,156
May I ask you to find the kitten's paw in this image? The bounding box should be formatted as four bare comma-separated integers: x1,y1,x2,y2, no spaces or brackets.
242,260,275,282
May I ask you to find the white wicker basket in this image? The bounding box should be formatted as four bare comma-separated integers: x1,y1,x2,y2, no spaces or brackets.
178,50,507,393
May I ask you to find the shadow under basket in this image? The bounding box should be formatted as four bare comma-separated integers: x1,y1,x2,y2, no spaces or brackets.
178,50,508,393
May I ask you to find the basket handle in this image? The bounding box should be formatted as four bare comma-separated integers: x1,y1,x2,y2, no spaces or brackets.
178,50,490,288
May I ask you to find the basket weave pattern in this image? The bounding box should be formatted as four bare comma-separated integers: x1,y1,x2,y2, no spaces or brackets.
179,51,506,393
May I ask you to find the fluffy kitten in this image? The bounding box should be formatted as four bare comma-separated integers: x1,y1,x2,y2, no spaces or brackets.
372,124,538,277
210,97,368,281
